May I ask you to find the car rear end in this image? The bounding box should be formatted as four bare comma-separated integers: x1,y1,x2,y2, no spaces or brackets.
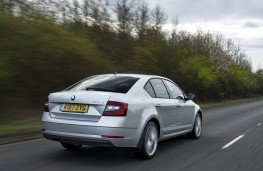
41,75,146,148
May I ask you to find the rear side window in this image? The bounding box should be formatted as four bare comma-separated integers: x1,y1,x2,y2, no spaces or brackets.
66,75,139,93
144,82,156,98
150,79,169,98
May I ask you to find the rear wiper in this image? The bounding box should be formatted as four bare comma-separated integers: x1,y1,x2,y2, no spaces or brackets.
85,87,119,93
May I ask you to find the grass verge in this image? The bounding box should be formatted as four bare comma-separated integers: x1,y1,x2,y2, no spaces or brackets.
200,97,263,110
0,122,41,138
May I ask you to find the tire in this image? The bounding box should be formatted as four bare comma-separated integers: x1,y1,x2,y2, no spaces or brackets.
61,142,82,151
135,122,159,159
188,113,202,139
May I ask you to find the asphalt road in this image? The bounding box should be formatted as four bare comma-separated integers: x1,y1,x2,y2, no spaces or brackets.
1,100,263,171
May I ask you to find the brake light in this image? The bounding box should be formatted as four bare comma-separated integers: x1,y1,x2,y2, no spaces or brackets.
43,98,49,112
103,101,128,116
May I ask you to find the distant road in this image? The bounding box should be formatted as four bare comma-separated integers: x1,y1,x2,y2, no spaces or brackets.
1,100,263,171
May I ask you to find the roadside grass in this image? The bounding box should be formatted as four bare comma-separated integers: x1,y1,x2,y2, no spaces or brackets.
0,122,41,138
200,97,263,110
0,97,262,138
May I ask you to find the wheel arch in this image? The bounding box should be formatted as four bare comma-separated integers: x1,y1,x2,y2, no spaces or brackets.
197,110,203,121
147,117,161,137
137,116,161,149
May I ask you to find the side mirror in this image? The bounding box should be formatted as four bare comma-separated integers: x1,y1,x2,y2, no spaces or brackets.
186,93,195,100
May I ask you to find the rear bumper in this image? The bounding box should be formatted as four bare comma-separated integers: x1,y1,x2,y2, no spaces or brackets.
41,121,141,148
43,132,114,147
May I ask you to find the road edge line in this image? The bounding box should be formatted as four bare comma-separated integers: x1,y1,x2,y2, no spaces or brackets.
221,135,244,150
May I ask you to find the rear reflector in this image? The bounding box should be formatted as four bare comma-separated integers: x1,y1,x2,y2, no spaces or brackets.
43,98,49,112
101,135,124,139
103,101,128,116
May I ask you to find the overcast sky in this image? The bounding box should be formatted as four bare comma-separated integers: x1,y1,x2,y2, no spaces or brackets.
147,0,263,71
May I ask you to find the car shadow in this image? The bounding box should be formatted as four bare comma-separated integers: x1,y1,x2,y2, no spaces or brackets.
43,135,194,168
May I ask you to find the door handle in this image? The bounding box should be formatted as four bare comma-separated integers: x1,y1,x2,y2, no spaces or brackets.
177,104,182,107
155,104,163,108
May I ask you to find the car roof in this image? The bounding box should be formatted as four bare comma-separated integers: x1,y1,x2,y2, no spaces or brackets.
94,73,166,80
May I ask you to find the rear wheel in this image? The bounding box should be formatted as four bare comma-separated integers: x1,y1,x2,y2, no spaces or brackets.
135,122,158,159
188,113,202,139
60,142,82,151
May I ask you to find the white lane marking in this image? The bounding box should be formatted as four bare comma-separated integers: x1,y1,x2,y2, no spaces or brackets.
221,135,244,150
257,123,262,126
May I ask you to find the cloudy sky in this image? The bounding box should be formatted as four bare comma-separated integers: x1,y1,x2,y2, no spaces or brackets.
147,0,263,71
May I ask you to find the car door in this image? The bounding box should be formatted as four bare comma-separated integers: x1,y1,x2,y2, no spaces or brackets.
163,79,195,131
145,79,179,135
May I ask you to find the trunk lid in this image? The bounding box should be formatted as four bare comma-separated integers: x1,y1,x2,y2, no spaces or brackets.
48,91,112,122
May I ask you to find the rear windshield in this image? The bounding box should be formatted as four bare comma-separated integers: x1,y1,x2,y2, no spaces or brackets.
65,75,140,93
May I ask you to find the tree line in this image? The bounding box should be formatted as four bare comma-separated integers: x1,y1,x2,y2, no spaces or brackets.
0,0,263,112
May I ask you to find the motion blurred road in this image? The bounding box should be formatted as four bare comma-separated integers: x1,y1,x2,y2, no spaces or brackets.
1,100,263,171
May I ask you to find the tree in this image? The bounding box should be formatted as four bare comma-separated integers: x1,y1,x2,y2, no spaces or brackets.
134,1,149,43
0,0,14,14
112,0,137,34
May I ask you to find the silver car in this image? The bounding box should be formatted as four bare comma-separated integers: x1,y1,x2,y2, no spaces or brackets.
42,74,202,159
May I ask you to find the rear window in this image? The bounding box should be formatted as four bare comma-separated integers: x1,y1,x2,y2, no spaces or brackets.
65,75,139,93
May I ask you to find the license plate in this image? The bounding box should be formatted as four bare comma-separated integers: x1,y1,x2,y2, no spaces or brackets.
61,104,88,113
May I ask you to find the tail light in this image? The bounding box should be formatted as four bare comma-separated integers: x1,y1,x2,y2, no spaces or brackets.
103,101,128,116
43,98,49,112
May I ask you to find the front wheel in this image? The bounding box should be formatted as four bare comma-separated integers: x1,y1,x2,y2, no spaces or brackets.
188,113,202,139
60,142,82,151
135,122,159,159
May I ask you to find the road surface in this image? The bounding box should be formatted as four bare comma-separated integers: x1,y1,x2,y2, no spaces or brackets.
1,100,263,171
